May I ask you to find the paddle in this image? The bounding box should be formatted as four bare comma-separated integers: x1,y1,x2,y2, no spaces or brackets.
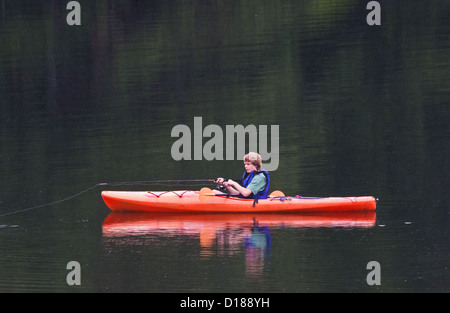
199,187,285,201
199,187,225,201
269,190,285,197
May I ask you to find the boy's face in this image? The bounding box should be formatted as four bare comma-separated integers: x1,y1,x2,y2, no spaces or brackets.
244,161,257,173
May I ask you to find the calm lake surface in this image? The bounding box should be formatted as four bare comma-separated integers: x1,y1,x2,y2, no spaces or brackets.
1,1,449,293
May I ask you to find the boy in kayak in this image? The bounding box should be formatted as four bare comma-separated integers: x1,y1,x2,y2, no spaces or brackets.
215,152,270,199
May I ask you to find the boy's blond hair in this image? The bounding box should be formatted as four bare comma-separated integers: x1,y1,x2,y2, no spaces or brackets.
243,152,262,171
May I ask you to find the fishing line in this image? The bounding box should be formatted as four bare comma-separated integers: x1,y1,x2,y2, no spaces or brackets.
0,180,217,217
0,184,100,217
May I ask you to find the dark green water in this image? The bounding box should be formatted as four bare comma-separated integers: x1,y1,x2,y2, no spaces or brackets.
0,0,449,293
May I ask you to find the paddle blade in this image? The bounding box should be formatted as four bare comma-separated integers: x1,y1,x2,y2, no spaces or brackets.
269,190,285,197
199,187,216,201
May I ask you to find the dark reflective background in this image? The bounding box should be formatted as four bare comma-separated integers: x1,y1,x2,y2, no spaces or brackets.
0,1,449,292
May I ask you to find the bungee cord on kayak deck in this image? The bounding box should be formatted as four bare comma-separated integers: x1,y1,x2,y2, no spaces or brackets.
0,180,218,217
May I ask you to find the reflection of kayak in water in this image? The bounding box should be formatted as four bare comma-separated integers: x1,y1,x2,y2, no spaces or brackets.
102,211,377,238
101,190,377,213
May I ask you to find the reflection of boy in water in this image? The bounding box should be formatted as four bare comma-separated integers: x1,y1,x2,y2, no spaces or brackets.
244,220,271,277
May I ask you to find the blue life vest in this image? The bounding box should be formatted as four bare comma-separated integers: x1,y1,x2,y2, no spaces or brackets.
240,170,271,199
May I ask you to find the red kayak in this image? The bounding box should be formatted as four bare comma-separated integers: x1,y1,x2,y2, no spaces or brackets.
101,188,377,213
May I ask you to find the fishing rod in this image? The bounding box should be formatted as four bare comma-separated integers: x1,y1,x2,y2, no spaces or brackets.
98,179,217,186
